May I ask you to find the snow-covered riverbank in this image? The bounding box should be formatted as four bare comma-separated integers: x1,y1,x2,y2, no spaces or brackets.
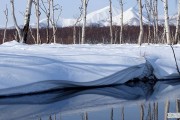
0,41,180,94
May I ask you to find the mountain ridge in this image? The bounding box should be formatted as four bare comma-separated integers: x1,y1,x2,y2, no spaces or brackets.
3,6,177,29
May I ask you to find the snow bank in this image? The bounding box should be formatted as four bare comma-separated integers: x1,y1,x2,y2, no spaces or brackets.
1,40,23,46
0,42,180,94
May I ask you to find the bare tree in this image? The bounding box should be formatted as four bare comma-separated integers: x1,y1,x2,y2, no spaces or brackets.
51,0,56,43
73,4,83,44
29,27,36,43
163,0,171,44
138,0,144,45
175,0,180,44
119,0,123,44
40,0,51,43
10,0,23,42
34,0,41,44
22,0,33,43
114,26,118,44
154,0,159,42
145,0,152,44
50,0,61,43
81,0,89,44
3,5,8,43
109,0,113,44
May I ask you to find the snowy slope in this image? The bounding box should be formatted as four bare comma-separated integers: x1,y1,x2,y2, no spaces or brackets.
86,6,119,26
113,7,149,26
30,18,76,28
0,41,180,95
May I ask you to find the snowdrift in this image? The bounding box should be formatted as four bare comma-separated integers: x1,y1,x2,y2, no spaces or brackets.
0,41,180,95
0,41,180,120
0,62,151,96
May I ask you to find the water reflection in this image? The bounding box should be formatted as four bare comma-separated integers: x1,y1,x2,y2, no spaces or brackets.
0,80,179,120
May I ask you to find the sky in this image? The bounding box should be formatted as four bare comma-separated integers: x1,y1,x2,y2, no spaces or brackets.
0,0,178,27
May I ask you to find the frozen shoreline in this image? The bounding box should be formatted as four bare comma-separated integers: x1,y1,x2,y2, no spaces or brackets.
0,41,180,93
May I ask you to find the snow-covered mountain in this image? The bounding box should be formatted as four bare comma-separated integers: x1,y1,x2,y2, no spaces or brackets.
113,7,149,26
30,18,76,28
86,6,119,26
4,6,178,29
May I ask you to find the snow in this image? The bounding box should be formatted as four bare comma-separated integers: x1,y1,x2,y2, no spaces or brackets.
0,41,180,95
113,7,149,26
0,41,180,120
86,6,119,26
5,6,178,29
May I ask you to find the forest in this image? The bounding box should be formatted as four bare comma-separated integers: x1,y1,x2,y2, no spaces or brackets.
0,25,177,44
0,0,180,45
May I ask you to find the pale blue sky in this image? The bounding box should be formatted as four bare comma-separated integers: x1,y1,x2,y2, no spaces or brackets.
0,0,178,27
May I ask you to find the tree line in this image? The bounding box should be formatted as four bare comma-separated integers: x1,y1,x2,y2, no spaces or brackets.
0,25,176,44
1,0,180,45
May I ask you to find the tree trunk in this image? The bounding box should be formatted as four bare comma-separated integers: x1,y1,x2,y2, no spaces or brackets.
81,0,87,44
163,0,171,44
73,26,76,44
46,0,51,44
3,5,8,43
175,0,180,44
145,0,152,44
109,0,113,44
138,0,144,45
79,27,81,44
155,0,159,42
10,0,23,42
114,28,118,44
73,3,83,44
119,0,123,44
51,0,56,43
35,0,40,44
22,0,33,43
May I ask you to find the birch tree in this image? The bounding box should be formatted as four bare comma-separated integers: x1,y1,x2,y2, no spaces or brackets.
145,0,151,44
163,0,171,44
119,0,123,44
154,0,159,42
22,0,33,43
81,0,88,44
3,5,8,43
50,2,61,44
152,0,156,43
73,4,83,44
138,0,144,45
50,0,56,43
175,0,180,44
40,0,51,43
34,0,41,44
109,0,113,44
10,0,23,42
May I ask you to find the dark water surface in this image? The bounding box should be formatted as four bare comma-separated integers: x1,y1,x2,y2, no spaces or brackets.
0,80,180,120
